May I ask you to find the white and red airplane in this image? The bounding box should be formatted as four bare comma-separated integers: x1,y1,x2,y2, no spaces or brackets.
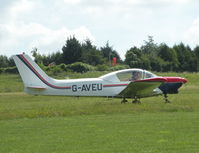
12,54,187,103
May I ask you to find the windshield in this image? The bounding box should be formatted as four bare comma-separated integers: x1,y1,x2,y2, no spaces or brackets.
116,70,157,82
143,71,157,79
116,70,143,81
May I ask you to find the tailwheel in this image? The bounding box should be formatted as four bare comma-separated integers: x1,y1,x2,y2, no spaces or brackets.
121,97,128,104
132,97,141,104
164,94,170,103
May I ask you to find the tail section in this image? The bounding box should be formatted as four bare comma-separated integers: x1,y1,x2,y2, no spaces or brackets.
12,54,71,95
13,54,71,93
12,54,50,90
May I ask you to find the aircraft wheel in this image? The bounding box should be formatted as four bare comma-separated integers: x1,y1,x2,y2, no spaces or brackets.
165,99,170,103
121,98,128,104
164,94,171,103
132,99,141,104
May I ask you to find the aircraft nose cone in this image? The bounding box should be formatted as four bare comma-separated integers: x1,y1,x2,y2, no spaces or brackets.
181,78,188,84
163,77,188,83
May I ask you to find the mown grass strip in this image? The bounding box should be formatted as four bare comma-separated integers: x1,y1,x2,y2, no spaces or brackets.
1,112,199,153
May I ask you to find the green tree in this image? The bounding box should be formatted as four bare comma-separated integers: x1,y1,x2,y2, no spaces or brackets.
173,43,198,72
111,51,123,64
45,51,63,65
31,48,44,64
141,55,151,70
8,57,15,67
193,46,199,71
141,36,158,55
158,43,179,71
81,39,104,66
62,36,82,64
194,46,199,59
0,55,9,68
125,46,143,68
140,36,160,71
149,56,165,72
100,41,122,64
31,48,63,66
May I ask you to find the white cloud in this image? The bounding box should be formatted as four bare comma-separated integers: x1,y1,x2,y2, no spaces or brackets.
0,0,199,57
63,0,82,5
184,18,199,47
0,0,95,56
29,25,95,51
8,0,35,20
10,0,33,12
0,22,95,55
73,0,193,9
67,0,196,19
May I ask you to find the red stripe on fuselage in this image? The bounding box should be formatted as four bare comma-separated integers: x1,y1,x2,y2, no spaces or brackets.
103,84,128,87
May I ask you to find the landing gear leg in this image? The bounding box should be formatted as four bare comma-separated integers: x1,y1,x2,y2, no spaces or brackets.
132,97,141,104
164,94,170,103
121,97,128,104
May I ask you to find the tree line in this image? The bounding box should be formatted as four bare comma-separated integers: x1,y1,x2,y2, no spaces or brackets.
31,37,122,67
1,36,199,72
125,36,199,72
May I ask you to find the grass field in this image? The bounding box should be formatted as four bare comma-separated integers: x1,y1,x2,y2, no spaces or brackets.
0,72,199,153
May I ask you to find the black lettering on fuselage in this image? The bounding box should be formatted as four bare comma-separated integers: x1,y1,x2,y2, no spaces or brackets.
81,84,91,91
97,84,102,90
72,85,77,92
72,83,103,92
86,84,91,91
92,84,96,91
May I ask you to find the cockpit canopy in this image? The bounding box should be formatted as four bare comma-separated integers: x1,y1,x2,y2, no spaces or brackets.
100,69,157,82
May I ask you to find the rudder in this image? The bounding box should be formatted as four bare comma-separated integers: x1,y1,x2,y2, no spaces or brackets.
12,54,50,89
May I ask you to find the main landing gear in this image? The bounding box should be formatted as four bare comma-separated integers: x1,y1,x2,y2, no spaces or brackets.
121,97,141,104
132,97,141,104
164,94,170,103
121,95,170,104
121,97,128,104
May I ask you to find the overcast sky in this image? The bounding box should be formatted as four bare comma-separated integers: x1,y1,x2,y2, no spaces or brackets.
0,0,199,59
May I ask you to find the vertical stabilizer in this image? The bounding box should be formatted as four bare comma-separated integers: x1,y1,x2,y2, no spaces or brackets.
12,54,51,89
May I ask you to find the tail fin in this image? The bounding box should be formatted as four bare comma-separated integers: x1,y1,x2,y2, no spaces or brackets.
12,54,50,89
13,54,71,95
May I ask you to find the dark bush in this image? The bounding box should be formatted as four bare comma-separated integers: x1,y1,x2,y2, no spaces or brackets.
96,64,109,71
58,63,71,72
59,63,67,70
108,64,130,71
45,65,62,75
4,66,18,74
0,68,4,74
66,62,95,73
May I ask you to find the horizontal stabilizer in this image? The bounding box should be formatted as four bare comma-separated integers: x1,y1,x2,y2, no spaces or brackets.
26,86,46,90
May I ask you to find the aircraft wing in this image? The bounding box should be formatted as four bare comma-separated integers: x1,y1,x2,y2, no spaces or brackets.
118,77,167,98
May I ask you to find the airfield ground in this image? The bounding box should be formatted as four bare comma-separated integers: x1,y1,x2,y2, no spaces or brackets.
0,72,199,153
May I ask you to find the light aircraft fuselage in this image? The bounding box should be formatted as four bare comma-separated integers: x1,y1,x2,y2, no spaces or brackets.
12,54,187,103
